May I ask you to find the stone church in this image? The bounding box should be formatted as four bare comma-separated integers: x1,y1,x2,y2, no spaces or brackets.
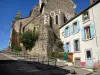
9,0,75,56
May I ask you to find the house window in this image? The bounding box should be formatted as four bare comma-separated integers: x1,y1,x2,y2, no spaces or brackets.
84,26,91,40
83,11,89,22
64,42,70,52
66,43,70,52
74,39,80,52
86,50,91,59
56,15,58,24
73,22,78,33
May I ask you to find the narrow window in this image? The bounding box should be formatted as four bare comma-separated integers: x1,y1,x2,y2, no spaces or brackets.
66,27,69,37
56,15,58,24
86,50,91,58
73,22,77,33
63,16,67,23
40,2,45,13
83,11,89,22
74,39,80,52
66,43,70,52
84,26,91,39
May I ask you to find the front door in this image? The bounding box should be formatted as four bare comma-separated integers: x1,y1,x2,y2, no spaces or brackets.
85,49,93,68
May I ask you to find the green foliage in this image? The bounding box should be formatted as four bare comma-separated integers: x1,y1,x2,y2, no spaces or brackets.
48,52,64,59
11,44,22,52
19,30,39,50
56,40,63,48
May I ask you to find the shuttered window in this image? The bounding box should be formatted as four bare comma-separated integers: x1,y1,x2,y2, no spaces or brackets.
73,21,80,33
64,43,70,52
64,26,70,38
81,24,95,41
74,39,80,52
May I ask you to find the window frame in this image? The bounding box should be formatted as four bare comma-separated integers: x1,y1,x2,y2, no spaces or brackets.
84,26,92,40
56,15,58,24
85,48,92,60
65,26,69,37
74,39,80,53
66,42,70,52
82,11,90,23
73,21,78,33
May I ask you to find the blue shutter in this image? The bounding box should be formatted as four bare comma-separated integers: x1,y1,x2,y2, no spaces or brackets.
68,44,70,52
70,25,73,35
82,28,85,41
68,26,70,36
90,24,95,38
64,44,68,52
64,28,66,38
77,21,80,32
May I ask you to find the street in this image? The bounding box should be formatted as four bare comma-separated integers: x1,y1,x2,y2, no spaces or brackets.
0,53,70,75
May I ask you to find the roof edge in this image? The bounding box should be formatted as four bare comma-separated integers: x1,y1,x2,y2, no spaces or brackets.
59,0,100,29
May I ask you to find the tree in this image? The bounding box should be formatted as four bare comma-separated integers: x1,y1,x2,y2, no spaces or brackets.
19,30,39,50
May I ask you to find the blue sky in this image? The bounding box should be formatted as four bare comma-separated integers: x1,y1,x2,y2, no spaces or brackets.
0,0,90,50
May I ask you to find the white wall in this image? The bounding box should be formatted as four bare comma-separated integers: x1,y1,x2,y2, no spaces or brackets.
91,2,100,62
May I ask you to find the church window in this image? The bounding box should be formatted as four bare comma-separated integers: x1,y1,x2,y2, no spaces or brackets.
56,15,58,24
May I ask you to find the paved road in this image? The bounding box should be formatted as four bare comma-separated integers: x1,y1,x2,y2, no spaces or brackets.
0,53,70,75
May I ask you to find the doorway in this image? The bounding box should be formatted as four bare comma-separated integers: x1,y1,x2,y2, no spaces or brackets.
85,49,93,68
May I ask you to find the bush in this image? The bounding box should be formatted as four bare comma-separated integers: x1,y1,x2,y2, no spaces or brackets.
11,44,22,52
19,30,39,50
48,52,64,59
56,40,63,48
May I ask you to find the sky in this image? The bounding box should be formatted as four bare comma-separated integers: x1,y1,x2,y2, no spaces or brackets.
0,0,90,50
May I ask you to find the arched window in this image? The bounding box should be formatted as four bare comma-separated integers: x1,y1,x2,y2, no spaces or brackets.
56,15,58,24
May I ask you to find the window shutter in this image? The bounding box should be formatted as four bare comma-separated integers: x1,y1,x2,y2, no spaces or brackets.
70,25,73,35
64,44,68,52
81,28,85,40
64,28,66,38
68,45,70,52
68,26,70,36
77,21,80,32
90,24,95,38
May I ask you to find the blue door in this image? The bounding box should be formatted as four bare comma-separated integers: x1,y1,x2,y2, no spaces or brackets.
85,49,93,68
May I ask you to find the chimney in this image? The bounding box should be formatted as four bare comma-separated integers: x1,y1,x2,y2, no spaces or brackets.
90,0,97,4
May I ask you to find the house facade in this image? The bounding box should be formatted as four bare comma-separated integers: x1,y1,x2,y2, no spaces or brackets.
60,0,100,68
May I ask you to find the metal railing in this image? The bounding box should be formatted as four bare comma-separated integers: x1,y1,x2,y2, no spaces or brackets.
7,52,57,66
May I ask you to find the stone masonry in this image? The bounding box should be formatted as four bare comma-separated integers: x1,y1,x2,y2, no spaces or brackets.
9,0,75,56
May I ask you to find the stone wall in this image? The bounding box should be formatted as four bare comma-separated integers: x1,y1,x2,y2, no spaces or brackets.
10,0,75,56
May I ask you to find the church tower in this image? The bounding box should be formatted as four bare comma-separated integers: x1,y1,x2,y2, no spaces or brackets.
14,11,22,21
